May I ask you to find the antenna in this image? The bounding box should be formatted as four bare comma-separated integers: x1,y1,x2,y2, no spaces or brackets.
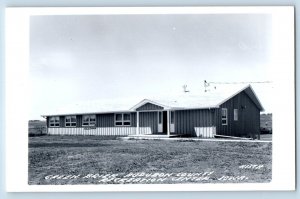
204,80,210,92
207,81,272,85
204,80,271,92
204,80,217,92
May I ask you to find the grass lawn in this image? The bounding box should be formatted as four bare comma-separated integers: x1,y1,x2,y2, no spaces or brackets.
260,134,272,141
28,135,272,185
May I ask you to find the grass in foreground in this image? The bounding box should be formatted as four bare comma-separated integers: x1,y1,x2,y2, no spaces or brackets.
28,135,272,185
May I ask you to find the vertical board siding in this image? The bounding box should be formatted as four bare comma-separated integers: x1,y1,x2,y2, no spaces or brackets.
95,112,136,127
48,127,150,136
77,115,82,127
139,112,157,134
96,113,114,127
60,116,64,127
55,113,137,128
136,103,164,111
175,109,216,137
217,91,260,139
48,112,138,136
46,89,260,139
131,112,137,127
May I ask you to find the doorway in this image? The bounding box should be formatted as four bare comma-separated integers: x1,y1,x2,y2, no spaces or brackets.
158,111,168,133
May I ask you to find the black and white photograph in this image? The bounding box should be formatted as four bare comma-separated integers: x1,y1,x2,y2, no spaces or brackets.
5,7,295,191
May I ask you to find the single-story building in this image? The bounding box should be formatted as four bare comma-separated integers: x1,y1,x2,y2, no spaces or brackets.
42,85,264,139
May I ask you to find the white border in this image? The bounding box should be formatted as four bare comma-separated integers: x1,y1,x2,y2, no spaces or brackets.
5,7,295,192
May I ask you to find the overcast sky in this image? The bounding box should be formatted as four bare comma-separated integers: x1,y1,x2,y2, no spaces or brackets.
29,14,273,119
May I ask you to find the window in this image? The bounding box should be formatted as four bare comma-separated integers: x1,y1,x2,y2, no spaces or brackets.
234,109,238,121
65,116,77,127
123,113,131,126
221,108,228,125
49,116,60,127
115,114,123,126
115,113,131,126
82,115,96,126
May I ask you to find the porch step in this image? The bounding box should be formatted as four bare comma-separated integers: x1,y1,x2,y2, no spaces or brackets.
127,134,182,138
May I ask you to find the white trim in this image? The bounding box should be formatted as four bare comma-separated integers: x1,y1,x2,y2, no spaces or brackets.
49,116,60,127
42,107,220,117
114,113,131,127
234,109,238,121
195,126,216,138
244,85,265,111
216,85,249,107
216,85,264,111
47,127,151,136
65,115,77,127
42,110,136,117
130,99,170,111
82,114,96,127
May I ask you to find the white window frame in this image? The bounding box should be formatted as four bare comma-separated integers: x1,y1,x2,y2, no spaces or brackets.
65,115,77,127
234,109,238,121
115,113,131,126
82,115,96,127
221,108,228,125
49,116,60,127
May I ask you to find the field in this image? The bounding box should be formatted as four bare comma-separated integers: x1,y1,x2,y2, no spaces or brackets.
260,113,272,133
28,135,272,185
28,120,47,136
260,134,272,141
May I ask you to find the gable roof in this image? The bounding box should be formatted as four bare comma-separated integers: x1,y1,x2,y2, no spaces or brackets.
42,84,263,117
239,86,264,111
131,85,264,111
42,97,140,117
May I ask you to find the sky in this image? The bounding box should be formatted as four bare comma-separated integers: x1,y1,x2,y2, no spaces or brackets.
29,14,273,119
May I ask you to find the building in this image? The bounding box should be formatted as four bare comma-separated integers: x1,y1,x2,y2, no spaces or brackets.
42,85,264,139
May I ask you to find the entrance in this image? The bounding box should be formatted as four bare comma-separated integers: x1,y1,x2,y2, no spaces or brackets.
157,111,167,133
163,111,168,133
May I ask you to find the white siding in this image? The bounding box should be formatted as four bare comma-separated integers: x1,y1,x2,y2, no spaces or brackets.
194,126,216,138
48,127,151,136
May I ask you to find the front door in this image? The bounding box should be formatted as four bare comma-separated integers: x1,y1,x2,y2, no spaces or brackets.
158,111,168,133
163,111,168,133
